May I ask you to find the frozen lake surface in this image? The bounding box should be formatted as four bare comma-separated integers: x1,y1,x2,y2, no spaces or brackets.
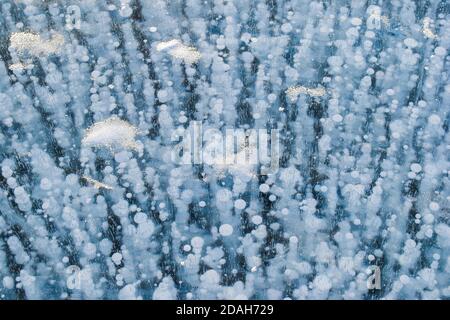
0,0,449,300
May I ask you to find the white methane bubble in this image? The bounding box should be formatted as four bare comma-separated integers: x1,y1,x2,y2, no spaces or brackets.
0,0,448,302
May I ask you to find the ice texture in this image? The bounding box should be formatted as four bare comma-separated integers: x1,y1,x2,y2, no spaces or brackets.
0,0,449,300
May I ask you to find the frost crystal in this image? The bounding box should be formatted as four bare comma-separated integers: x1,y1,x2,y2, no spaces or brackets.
82,175,113,190
286,86,326,101
8,62,32,71
423,18,438,39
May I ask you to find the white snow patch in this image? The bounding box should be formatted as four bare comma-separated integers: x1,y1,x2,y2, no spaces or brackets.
82,117,139,150
10,32,64,56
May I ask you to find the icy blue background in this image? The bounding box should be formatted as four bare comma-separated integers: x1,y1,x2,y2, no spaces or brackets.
0,0,449,299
